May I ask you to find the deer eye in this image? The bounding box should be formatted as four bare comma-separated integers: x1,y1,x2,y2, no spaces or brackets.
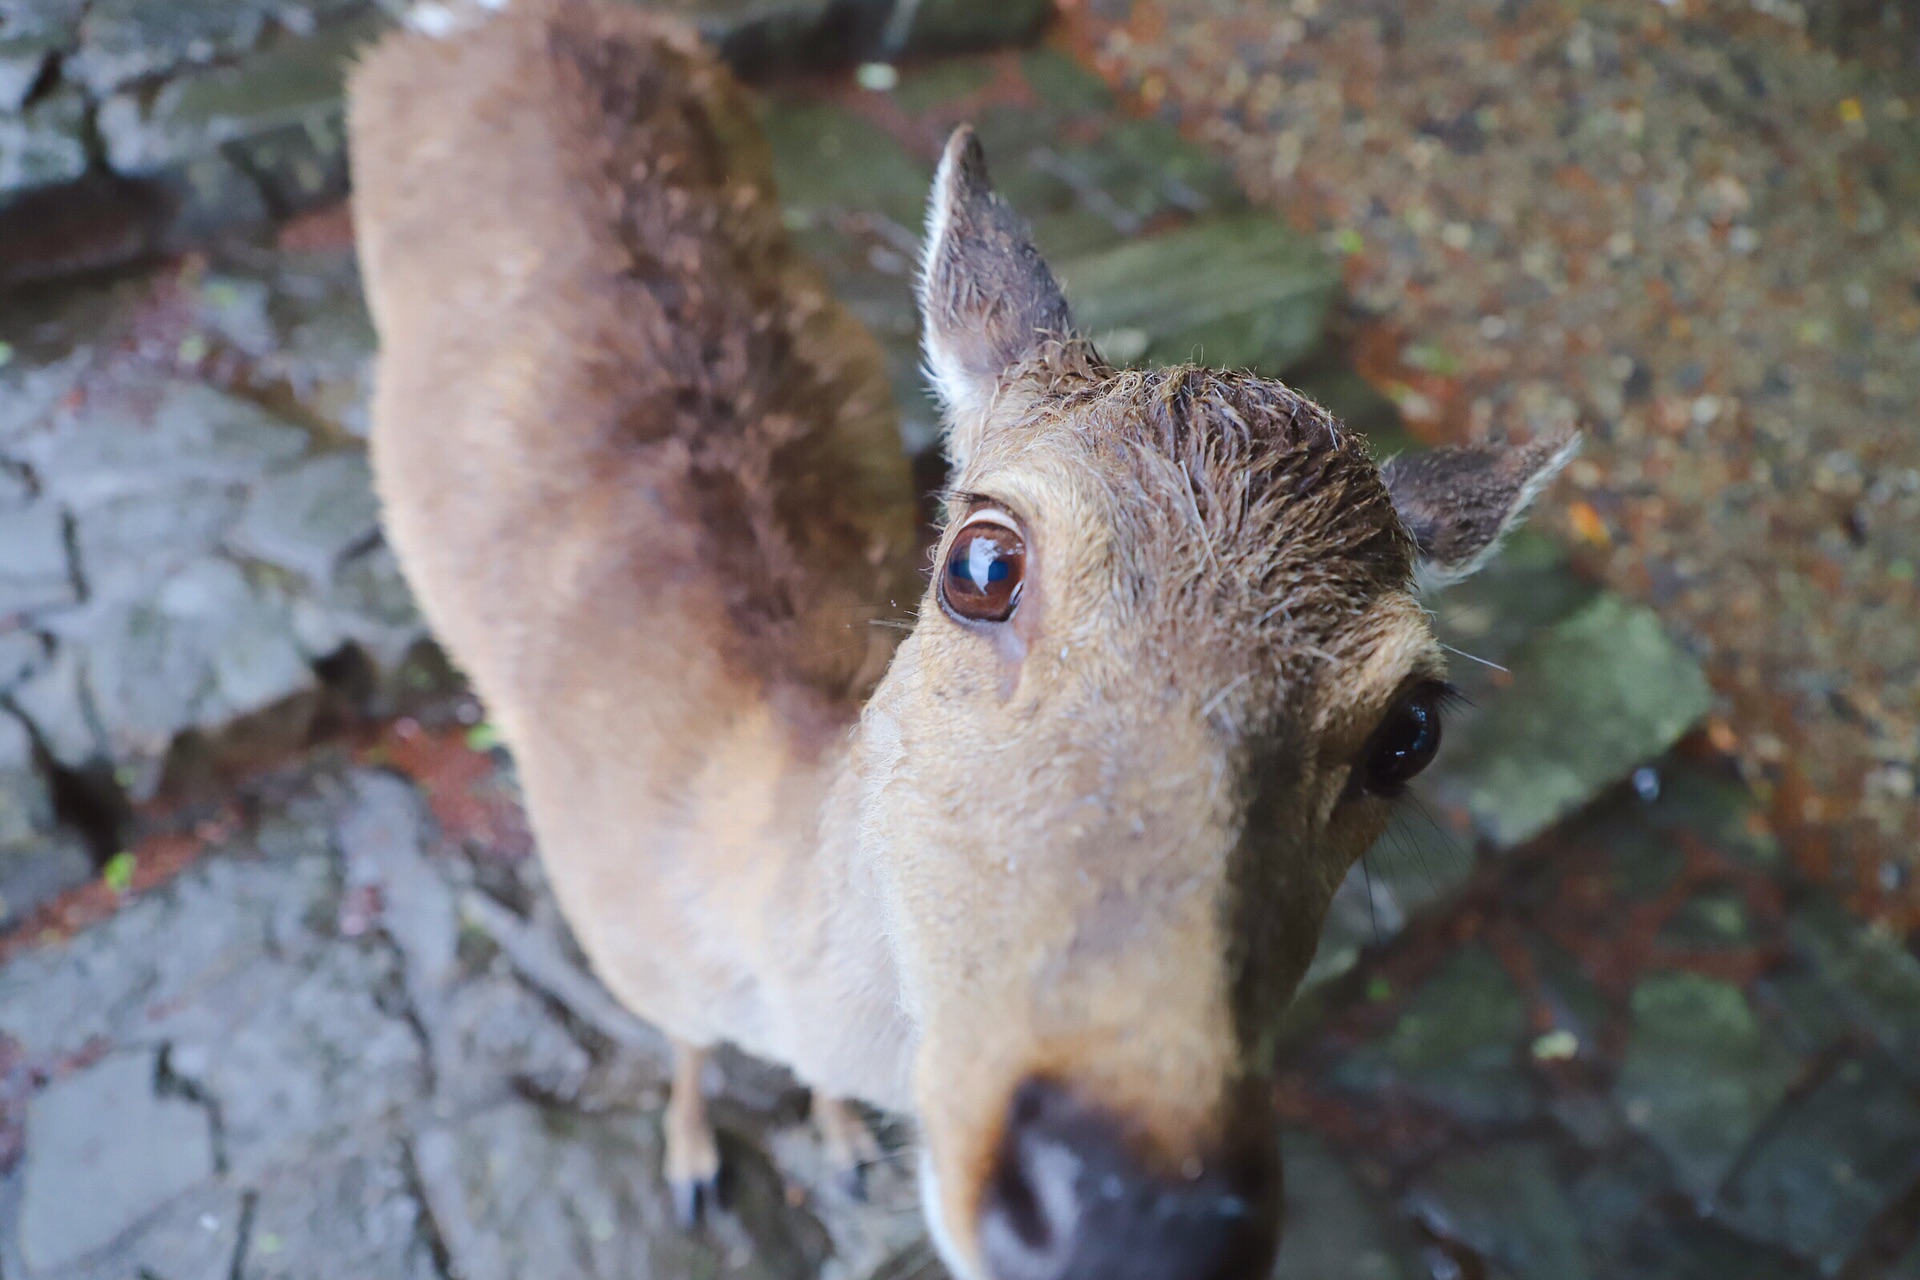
1361,683,1446,796
940,512,1026,624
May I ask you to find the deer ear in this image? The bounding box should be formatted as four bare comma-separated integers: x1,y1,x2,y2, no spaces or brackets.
1382,432,1579,590
918,126,1076,433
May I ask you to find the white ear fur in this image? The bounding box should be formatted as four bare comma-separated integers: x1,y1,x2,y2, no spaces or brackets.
917,137,985,430
1413,432,1578,593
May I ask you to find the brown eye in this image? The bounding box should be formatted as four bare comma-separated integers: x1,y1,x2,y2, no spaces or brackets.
1361,683,1447,796
940,513,1026,623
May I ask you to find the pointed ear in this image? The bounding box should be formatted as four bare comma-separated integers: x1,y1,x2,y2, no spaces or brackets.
1382,432,1579,589
918,126,1076,434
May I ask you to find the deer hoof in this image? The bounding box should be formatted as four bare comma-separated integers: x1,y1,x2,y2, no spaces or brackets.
671,1172,721,1229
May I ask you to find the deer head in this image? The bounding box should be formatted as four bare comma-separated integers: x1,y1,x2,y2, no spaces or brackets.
851,128,1574,1280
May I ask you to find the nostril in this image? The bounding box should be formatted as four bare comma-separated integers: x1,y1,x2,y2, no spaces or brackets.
981,1132,1083,1276
976,1078,1281,1280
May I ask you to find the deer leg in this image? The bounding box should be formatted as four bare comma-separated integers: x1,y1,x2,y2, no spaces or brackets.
813,1092,884,1201
664,1039,722,1227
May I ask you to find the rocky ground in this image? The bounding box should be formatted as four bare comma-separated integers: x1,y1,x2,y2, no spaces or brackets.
0,2,1917,1278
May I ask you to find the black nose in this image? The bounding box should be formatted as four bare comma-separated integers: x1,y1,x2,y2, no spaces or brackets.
976,1078,1281,1280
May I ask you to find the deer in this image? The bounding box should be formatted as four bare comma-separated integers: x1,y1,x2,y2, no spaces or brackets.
348,4,1574,1277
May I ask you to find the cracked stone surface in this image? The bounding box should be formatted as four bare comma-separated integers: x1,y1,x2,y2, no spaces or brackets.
19,1048,218,1272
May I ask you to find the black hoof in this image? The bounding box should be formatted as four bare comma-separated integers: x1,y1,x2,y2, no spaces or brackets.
671,1175,720,1229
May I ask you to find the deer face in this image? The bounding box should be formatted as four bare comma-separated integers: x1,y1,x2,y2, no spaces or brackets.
853,128,1574,1280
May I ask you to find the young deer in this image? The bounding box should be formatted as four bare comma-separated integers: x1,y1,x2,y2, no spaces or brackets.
349,4,1573,1278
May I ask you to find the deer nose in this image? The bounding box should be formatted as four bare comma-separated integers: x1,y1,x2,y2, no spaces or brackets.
976,1078,1281,1280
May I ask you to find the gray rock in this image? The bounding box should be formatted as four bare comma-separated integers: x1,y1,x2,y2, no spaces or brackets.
1305,807,1478,988
1787,895,1920,1077
336,770,584,1108
1333,945,1533,1124
53,556,314,787
103,1182,249,1280
414,1099,832,1280
0,501,77,620
4,640,101,767
68,0,275,94
71,481,246,601
1615,972,1800,1200
164,932,426,1179
96,12,387,213
256,254,378,439
1057,214,1336,375
0,710,89,928
293,539,427,671
1274,1132,1416,1280
0,831,91,930
0,626,48,693
0,0,85,112
897,0,1052,55
764,100,933,230
240,1145,441,1280
18,1049,217,1272
0,90,89,196
1411,1142,1592,1280
1432,593,1714,849
1613,1221,1820,1280
228,451,381,586
0,834,340,1060
21,379,310,509
1718,1054,1920,1270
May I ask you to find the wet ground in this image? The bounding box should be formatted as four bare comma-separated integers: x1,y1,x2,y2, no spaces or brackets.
1,2,1918,1278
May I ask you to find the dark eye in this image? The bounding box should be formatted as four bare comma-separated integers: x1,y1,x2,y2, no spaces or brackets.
940,512,1026,623
1361,684,1446,796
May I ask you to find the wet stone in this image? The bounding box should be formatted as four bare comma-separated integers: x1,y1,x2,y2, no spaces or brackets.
1717,1054,1920,1271
18,1048,218,1272
763,100,932,230
1333,945,1534,1123
0,805,338,1060
228,451,381,587
72,481,247,602
0,0,85,111
96,13,386,210
1615,971,1800,1200
0,90,90,196
1411,1141,1593,1280
165,935,427,1179
1613,1220,1820,1280
897,0,1053,56
254,251,378,438
414,1100,833,1280
1787,895,1920,1077
240,1145,441,1280
1433,593,1714,849
4,640,100,767
0,627,44,692
1057,213,1336,375
51,556,315,788
0,708,89,927
1657,890,1752,951
1568,1144,1669,1269
68,0,279,94
1273,1132,1418,1280
20,379,310,509
0,500,77,620
294,540,428,672
1305,809,1478,989
92,1183,248,1280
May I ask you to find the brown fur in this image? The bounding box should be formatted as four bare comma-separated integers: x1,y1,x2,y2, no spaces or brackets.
352,13,1569,1278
